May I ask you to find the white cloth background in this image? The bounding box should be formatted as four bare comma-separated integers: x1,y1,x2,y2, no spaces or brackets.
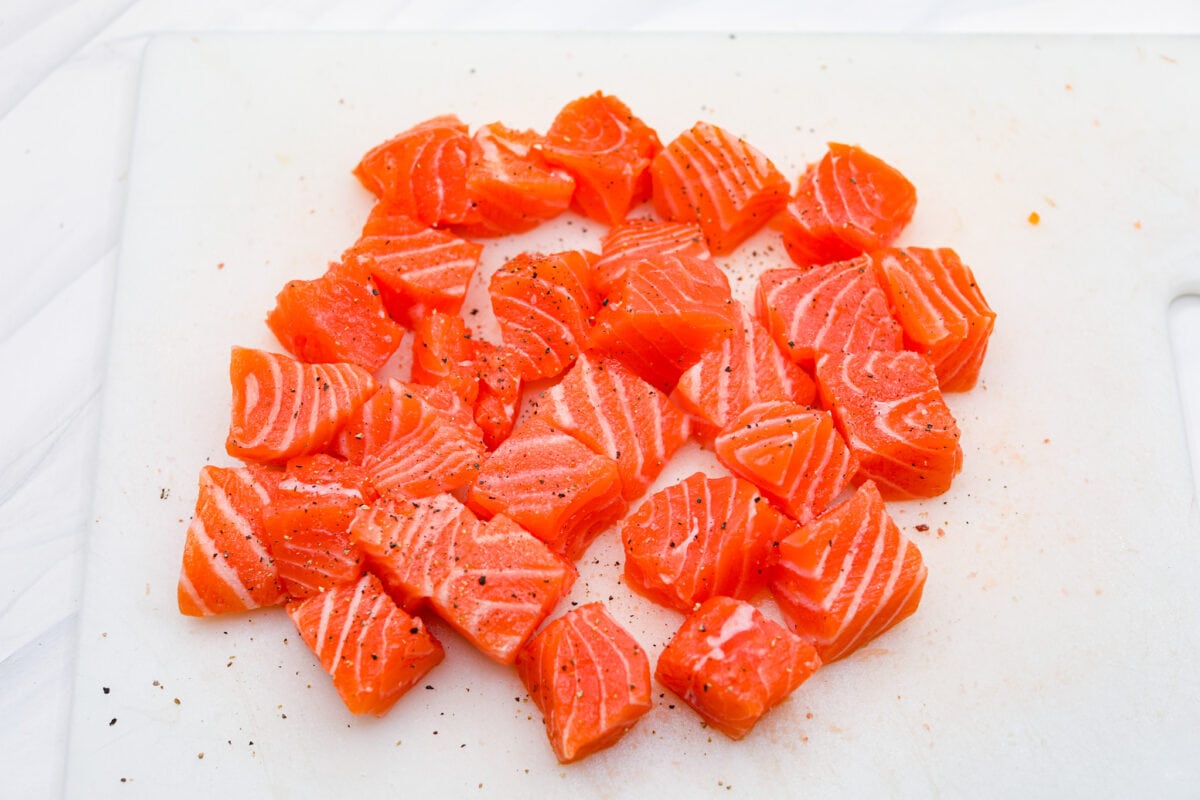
3,2,1199,797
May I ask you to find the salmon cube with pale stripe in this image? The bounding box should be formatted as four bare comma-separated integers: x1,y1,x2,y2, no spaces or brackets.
672,301,816,442
225,346,377,464
516,602,652,764
592,218,711,297
775,142,917,268
467,417,626,562
755,258,903,369
815,350,962,499
177,465,285,617
871,246,996,392
287,572,444,716
530,354,691,502
650,121,790,254
655,596,822,740
621,472,797,613
410,309,480,405
714,401,858,525
350,495,576,664
770,481,927,663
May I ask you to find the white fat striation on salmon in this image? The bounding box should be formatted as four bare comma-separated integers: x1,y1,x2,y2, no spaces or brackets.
177,465,284,616
770,481,926,662
756,259,903,367
593,218,711,295
532,354,690,502
621,472,795,613
673,302,815,436
347,226,481,310
714,401,857,525
225,346,377,464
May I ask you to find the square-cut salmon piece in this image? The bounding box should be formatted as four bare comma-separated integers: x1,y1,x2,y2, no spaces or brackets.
287,573,444,716
656,597,821,740
467,417,626,562
870,246,996,392
516,602,652,763
410,309,480,405
770,481,927,663
621,472,796,613
530,354,691,502
592,218,711,297
815,350,962,499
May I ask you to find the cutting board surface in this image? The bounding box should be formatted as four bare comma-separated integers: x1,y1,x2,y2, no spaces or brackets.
66,34,1200,798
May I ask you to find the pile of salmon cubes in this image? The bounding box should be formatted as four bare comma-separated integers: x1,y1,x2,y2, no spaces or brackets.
177,91,995,763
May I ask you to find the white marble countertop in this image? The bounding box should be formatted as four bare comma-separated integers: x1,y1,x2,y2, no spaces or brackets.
3,2,1199,797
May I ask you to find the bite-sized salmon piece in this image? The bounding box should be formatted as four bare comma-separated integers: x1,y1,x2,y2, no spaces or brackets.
815,350,962,499
454,122,575,237
755,258,903,369
471,339,524,449
225,346,377,464
592,218,711,297
265,258,404,371
353,115,476,228
343,213,483,327
410,309,479,404
776,142,917,268
489,250,599,382
672,302,817,442
770,481,926,662
362,394,486,501
621,472,796,613
467,417,627,562
541,92,661,225
655,597,822,740
287,572,444,716
870,247,996,392
350,496,576,663
259,454,373,600
713,401,857,525
407,382,485,443
589,252,735,392
650,121,790,254
515,602,653,763
530,354,691,502
177,465,285,617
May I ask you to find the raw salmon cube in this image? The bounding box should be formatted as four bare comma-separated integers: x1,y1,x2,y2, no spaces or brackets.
410,309,480,405
471,339,524,450
656,597,821,740
592,218,711,297
770,481,927,662
621,472,796,613
516,602,652,763
467,417,626,562
287,572,444,716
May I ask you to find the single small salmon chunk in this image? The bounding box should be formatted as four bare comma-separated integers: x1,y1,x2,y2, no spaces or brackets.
770,481,926,662
265,258,404,372
287,572,444,716
515,602,653,763
815,350,962,499
589,252,735,392
454,121,575,237
353,115,476,228
650,121,790,254
713,401,858,525
621,472,796,613
177,465,285,617
755,257,903,369
775,142,917,268
467,417,626,562
260,454,374,600
592,218,711,297
489,250,600,382
410,309,480,405
225,346,377,464
471,340,524,450
672,301,817,442
350,496,576,663
342,210,482,327
656,597,821,740
531,354,691,502
871,247,996,392
541,91,661,226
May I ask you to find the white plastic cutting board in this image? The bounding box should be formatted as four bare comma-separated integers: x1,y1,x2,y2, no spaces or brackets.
66,34,1200,798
